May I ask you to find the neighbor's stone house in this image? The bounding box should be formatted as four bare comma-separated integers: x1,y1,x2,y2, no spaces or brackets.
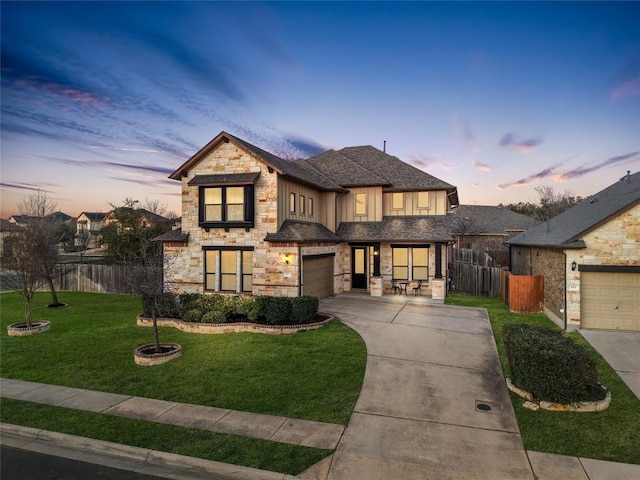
507,171,640,331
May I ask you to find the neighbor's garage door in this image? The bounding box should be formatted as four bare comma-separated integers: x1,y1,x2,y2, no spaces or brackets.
581,272,640,331
303,255,334,299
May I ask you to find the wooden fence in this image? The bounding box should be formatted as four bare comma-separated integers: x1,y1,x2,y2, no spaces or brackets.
48,264,160,295
449,249,503,297
507,274,544,313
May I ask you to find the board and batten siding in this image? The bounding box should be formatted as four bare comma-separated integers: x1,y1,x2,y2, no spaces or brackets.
277,177,330,229
383,190,448,216
336,187,383,224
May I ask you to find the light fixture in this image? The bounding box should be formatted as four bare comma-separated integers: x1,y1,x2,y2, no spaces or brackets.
283,253,291,264
571,261,577,271
373,250,379,256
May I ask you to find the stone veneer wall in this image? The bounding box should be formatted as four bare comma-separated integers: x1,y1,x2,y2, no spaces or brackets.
565,204,640,329
165,142,294,296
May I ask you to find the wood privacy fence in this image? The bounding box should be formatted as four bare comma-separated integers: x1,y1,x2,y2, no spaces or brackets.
449,249,503,297
507,274,544,313
47,264,160,295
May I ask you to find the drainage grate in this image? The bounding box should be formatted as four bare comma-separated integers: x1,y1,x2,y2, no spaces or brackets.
475,400,495,412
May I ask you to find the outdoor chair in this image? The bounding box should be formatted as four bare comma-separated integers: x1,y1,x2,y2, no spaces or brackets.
412,280,423,295
391,279,402,295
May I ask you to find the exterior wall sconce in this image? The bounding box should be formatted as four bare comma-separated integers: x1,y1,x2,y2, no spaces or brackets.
571,261,577,271
373,250,379,256
282,253,291,264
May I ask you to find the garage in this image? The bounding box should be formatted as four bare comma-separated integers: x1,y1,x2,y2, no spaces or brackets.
581,272,640,331
303,254,334,299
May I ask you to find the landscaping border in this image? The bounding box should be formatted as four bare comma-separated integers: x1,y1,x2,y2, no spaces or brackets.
136,313,334,335
506,378,611,412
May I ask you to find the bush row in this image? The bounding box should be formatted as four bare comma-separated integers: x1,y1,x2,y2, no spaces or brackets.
141,293,320,326
503,324,605,404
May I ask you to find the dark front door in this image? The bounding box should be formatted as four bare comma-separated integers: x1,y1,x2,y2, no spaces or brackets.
351,247,367,289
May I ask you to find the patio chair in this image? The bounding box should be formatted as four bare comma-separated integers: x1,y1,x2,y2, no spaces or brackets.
391,279,402,295
412,280,423,296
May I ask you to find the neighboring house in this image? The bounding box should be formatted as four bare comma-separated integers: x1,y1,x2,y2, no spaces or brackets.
452,205,538,249
506,171,640,332
8,214,33,227
0,218,22,255
76,212,107,249
102,208,171,230
9,211,73,226
156,131,459,300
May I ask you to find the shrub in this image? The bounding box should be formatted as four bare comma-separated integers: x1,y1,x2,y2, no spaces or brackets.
291,296,319,324
141,292,180,318
503,324,604,404
248,296,270,323
201,309,227,324
264,297,292,325
183,308,204,323
178,293,200,316
236,296,256,317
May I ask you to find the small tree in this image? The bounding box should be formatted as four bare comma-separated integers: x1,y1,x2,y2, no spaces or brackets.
75,228,92,263
1,224,48,327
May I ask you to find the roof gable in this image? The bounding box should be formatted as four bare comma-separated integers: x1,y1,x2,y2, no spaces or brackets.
507,171,640,248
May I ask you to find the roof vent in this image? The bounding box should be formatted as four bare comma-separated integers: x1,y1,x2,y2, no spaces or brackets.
589,198,599,204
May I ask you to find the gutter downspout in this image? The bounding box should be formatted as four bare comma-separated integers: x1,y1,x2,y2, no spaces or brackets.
563,252,568,331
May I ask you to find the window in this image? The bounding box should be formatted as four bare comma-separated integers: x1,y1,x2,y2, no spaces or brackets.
203,248,253,293
199,185,254,228
412,248,429,280
205,250,218,290
392,192,404,209
417,192,429,209
300,195,305,214
290,192,296,213
308,197,314,216
355,193,367,215
392,247,408,280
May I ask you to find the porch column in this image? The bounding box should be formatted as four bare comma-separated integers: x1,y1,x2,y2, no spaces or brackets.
435,243,443,278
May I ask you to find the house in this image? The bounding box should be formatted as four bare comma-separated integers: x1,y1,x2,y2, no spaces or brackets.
506,171,640,332
156,131,460,300
0,218,22,255
102,209,171,230
76,212,107,248
450,205,539,266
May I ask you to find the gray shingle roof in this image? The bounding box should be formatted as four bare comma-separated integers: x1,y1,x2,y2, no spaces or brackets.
187,172,260,186
337,215,456,243
264,220,341,243
153,230,189,242
300,149,390,187
507,171,640,248
79,212,107,221
454,205,538,234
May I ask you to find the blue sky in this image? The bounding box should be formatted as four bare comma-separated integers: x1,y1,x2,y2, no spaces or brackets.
1,1,639,218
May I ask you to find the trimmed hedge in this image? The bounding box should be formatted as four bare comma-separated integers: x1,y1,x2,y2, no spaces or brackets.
503,324,605,404
142,293,321,326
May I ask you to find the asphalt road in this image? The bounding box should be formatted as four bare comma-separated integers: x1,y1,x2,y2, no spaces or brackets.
0,445,169,480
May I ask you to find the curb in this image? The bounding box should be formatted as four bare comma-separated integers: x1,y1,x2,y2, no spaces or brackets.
0,422,301,480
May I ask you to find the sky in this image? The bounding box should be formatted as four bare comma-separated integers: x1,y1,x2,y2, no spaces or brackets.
1,1,639,219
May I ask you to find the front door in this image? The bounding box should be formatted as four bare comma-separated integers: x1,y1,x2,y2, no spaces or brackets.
351,247,367,289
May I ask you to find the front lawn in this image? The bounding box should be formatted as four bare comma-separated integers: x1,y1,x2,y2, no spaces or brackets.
446,293,640,465
0,291,367,474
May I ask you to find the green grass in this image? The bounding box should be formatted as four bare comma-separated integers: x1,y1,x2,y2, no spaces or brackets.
446,293,640,465
1,291,366,425
0,291,367,473
0,398,330,475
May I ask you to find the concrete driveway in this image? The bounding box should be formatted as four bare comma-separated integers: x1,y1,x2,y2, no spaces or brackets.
580,330,640,400
305,294,533,480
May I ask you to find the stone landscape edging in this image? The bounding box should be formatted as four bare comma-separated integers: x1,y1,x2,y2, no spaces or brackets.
506,378,611,412
136,314,333,335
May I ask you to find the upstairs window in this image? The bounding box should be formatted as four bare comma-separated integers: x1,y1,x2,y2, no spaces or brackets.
289,192,296,213
355,193,367,215
300,195,306,214
199,185,254,228
392,192,404,209
417,192,429,209
308,197,314,216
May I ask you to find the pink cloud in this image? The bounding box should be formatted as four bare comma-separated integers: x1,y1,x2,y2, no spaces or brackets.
612,76,640,102
473,160,492,172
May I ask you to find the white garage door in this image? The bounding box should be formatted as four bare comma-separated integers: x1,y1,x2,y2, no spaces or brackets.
581,272,640,331
303,255,334,299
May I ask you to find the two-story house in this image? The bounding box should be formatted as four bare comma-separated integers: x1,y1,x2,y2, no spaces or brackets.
76,212,107,249
157,131,459,300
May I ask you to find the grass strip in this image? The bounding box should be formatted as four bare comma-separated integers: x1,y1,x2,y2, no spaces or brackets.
0,397,331,475
1,292,366,425
446,293,640,465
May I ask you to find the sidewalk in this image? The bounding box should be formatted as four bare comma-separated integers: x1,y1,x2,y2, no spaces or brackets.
0,377,343,451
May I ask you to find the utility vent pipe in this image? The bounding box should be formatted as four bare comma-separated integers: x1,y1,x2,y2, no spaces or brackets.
383,140,386,153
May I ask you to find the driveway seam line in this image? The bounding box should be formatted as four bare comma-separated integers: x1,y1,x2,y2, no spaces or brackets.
389,302,408,323
367,353,502,374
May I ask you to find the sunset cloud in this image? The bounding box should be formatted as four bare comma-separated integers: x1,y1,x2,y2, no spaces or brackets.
554,151,640,181
612,76,640,101
499,133,542,153
496,163,560,190
473,160,492,172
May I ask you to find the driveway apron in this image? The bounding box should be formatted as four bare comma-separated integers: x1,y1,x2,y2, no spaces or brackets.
316,295,533,480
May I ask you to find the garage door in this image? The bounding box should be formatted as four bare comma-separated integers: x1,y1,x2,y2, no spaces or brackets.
581,272,640,331
303,255,334,299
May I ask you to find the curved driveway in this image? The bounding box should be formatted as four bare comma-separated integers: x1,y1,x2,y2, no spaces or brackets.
307,295,534,480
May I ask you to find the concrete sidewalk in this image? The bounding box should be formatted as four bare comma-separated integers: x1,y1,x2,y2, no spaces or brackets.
0,377,344,450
